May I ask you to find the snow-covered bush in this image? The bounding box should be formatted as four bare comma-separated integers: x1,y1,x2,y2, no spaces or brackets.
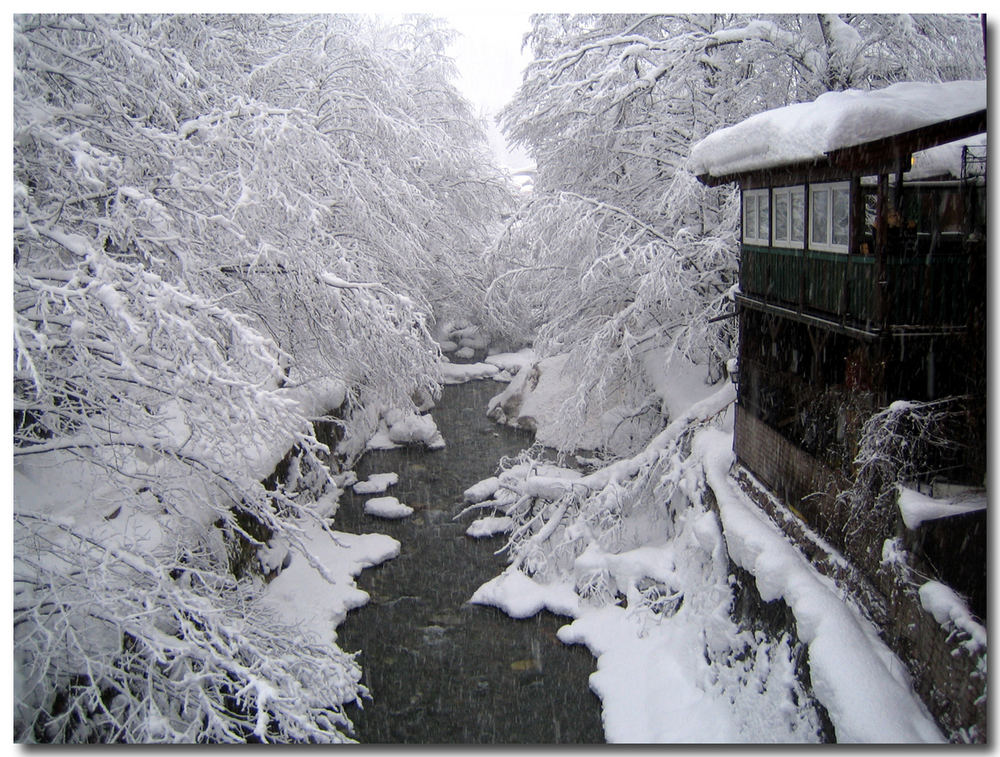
841,397,970,543
14,507,363,743
480,383,736,586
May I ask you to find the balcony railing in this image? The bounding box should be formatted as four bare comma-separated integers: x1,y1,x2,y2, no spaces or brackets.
740,237,978,333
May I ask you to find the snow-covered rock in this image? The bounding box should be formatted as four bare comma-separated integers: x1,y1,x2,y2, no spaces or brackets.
353,472,398,495
440,361,501,384
465,516,514,538
364,496,414,520
463,476,502,504
366,409,445,450
436,321,491,355
384,409,445,449
484,348,535,381
450,324,490,351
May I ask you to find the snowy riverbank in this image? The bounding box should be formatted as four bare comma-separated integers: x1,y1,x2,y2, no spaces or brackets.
463,363,945,742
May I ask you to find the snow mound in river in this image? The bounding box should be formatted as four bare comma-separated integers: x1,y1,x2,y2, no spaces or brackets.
364,496,414,520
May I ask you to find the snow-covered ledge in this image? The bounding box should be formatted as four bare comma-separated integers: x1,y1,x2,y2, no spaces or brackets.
895,484,986,530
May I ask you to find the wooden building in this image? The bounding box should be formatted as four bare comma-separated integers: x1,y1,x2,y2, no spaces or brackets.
691,81,986,530
691,81,987,739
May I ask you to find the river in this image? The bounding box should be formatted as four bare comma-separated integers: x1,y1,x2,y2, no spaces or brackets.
334,378,605,743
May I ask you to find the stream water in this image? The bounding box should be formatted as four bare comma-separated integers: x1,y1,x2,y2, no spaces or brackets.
334,379,605,744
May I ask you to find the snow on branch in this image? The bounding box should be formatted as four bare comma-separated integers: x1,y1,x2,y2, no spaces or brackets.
841,397,972,544
14,12,510,742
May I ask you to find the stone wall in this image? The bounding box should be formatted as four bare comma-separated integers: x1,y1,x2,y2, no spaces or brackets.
732,408,986,742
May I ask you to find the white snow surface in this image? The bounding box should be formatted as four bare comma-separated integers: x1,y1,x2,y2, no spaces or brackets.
896,484,986,530
367,409,445,450
470,528,820,743
909,133,987,180
698,428,943,743
488,349,721,454
363,496,414,520
465,516,515,539
557,604,738,742
15,445,400,664
440,360,501,384
639,348,721,423
689,79,986,178
485,348,535,379
918,581,986,652
352,472,399,494
261,519,400,648
471,569,582,620
471,389,945,743
488,353,655,452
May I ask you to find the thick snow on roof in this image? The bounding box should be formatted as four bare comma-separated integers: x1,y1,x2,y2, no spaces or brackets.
909,133,987,180
689,80,986,178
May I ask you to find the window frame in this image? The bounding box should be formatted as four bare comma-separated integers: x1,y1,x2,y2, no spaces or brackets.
771,185,806,250
808,181,851,253
742,188,770,246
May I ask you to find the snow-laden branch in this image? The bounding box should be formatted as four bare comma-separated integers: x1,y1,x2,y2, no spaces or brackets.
14,12,511,742
475,380,736,577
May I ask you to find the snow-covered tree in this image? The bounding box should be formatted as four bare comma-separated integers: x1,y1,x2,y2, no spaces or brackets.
485,13,984,452
474,16,984,738
14,13,506,742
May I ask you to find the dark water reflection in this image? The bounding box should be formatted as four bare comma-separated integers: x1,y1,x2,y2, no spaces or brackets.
334,379,604,744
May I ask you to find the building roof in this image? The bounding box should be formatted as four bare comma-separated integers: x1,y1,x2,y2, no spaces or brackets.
689,80,986,184
907,134,987,181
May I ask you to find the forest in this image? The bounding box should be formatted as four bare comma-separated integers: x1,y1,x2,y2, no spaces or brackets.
12,13,986,743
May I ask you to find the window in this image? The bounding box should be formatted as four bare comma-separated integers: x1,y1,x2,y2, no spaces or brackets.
809,182,850,252
742,189,769,245
772,186,805,248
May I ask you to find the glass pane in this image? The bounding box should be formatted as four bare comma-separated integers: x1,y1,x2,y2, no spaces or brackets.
832,188,850,246
743,194,755,241
774,193,788,241
758,193,769,243
790,190,804,242
811,188,828,245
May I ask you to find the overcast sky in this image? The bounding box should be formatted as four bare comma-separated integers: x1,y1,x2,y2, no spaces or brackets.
445,13,535,174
